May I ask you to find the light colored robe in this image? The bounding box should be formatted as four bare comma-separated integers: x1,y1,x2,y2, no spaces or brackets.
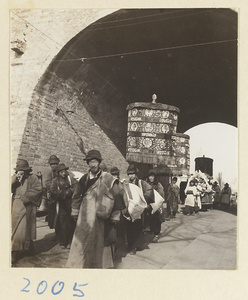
184,185,197,207
12,174,42,251
66,171,125,269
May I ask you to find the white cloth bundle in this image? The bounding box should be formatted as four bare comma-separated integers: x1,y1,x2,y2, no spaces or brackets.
150,189,165,213
70,171,84,181
124,183,147,221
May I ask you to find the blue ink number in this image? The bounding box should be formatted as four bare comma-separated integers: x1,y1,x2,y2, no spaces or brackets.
51,281,65,295
20,278,30,293
37,280,48,295
21,278,88,296
73,283,88,297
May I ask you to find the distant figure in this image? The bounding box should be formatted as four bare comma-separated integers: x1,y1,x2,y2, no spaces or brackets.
183,179,197,216
180,181,187,204
197,176,212,210
50,163,77,249
212,181,221,208
221,183,232,210
44,155,60,233
146,170,165,243
11,159,42,264
195,179,202,213
167,177,180,219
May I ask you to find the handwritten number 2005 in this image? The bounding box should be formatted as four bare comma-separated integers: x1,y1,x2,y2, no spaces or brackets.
21,278,88,297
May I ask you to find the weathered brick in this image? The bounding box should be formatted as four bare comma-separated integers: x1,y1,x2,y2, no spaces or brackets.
11,9,128,175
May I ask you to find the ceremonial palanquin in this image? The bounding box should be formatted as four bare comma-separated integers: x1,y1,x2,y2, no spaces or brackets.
126,99,190,176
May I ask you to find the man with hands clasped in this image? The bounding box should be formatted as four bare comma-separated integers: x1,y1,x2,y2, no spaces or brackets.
11,159,42,264
50,163,77,249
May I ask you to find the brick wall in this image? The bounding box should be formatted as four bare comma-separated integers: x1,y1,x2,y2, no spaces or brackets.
10,9,129,178
18,70,128,177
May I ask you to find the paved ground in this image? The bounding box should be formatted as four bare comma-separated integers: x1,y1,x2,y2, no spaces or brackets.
13,206,237,270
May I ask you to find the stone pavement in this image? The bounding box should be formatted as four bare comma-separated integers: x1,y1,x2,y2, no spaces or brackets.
13,207,237,270
116,208,236,270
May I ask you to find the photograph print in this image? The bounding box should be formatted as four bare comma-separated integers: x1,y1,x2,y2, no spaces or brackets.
10,8,237,270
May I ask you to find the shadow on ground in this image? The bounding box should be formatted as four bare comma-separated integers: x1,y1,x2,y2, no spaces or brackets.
213,204,237,216
33,233,58,254
12,233,59,268
114,231,155,268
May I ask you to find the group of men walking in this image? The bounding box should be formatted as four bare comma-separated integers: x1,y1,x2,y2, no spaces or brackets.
11,149,182,268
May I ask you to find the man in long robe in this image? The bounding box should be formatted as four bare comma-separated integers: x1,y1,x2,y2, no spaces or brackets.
11,159,42,264
125,164,154,255
146,170,165,243
212,181,221,208
167,176,180,219
43,155,60,232
66,150,126,269
50,163,77,249
110,167,127,252
220,183,232,210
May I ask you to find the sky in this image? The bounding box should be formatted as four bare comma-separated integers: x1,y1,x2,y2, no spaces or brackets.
184,122,238,192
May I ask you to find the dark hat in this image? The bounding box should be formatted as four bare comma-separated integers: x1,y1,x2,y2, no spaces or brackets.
14,159,32,172
110,166,120,175
147,169,156,176
190,179,197,184
172,176,178,182
56,163,69,173
48,155,60,165
225,183,229,187
84,150,102,162
127,164,138,174
100,162,108,172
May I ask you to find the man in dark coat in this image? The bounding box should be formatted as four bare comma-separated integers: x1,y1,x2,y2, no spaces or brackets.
110,166,128,254
44,155,60,234
212,181,221,208
50,163,77,249
125,165,154,255
220,183,232,210
146,170,165,243
167,177,180,219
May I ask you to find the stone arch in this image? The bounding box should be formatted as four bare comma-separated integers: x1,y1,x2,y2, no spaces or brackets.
11,8,237,176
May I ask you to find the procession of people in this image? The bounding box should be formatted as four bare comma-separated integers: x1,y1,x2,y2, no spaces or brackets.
11,150,234,268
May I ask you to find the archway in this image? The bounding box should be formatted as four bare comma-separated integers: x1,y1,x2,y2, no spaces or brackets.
14,8,237,176
48,8,237,156
185,122,237,191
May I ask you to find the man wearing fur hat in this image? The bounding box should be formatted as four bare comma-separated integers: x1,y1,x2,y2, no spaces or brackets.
50,163,77,249
66,150,126,269
11,159,42,264
125,164,154,255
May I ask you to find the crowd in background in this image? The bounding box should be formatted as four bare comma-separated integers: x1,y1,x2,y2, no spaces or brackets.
11,151,234,267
